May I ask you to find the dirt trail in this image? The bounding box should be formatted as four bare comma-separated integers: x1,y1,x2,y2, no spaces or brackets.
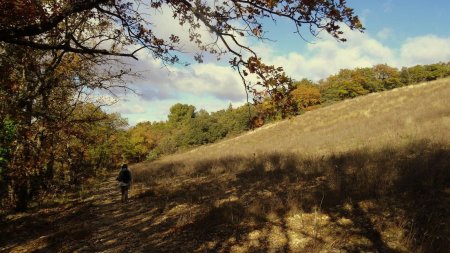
0,174,185,253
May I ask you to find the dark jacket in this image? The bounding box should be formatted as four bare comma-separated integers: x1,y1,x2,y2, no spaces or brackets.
117,169,132,184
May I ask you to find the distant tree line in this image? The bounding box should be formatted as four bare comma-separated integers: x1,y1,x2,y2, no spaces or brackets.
125,62,450,163
256,62,450,121
318,62,450,103
125,103,255,162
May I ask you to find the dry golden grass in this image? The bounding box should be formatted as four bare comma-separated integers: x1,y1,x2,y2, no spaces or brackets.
136,78,449,165
129,78,450,252
1,78,449,253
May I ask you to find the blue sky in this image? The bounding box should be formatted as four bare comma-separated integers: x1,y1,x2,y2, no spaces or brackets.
106,0,450,125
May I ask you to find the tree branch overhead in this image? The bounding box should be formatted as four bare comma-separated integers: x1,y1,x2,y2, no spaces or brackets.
1,0,364,110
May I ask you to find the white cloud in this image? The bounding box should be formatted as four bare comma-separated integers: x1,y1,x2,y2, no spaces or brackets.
108,92,246,125
256,27,395,80
252,28,450,81
400,35,450,66
111,103,146,114
173,64,244,101
124,56,245,102
377,27,393,40
105,47,248,125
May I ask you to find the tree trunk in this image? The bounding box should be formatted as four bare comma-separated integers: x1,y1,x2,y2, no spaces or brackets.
15,181,29,211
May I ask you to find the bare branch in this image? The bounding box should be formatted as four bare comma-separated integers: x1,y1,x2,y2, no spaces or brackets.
0,0,109,40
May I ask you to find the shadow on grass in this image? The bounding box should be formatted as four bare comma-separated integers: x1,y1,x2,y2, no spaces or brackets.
1,139,449,252
134,139,449,252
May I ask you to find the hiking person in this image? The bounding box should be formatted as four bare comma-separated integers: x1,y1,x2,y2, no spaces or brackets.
116,164,132,202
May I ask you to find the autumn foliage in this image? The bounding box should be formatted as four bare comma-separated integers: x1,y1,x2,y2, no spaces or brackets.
291,79,321,110
0,0,365,110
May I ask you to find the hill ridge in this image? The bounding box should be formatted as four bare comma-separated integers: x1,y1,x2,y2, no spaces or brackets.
161,77,449,163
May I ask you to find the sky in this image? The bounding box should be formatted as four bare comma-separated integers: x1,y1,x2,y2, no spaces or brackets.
105,0,450,126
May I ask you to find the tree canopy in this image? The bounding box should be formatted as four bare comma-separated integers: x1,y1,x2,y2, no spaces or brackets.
0,0,363,103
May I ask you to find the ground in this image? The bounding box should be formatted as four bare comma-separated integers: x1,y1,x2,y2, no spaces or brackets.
1,165,449,253
0,175,165,252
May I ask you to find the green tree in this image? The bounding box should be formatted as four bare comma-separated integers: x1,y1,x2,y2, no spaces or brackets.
400,67,411,85
129,122,158,161
408,65,428,83
320,69,369,103
168,104,196,125
352,67,383,92
423,63,450,81
372,64,402,90
0,118,16,205
183,113,227,146
216,104,254,134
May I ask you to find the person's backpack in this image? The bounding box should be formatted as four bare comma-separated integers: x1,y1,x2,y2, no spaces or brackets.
119,170,132,184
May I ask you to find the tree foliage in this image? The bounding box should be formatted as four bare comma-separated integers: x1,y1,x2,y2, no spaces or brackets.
291,79,321,110
0,44,128,210
317,62,450,105
0,0,364,108
168,103,196,125
126,103,254,162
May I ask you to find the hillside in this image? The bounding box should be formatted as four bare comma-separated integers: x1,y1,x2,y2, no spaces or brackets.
146,77,449,163
131,78,450,252
1,78,449,253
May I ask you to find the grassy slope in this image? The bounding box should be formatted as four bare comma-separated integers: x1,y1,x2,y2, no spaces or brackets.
154,77,449,163
131,78,450,252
